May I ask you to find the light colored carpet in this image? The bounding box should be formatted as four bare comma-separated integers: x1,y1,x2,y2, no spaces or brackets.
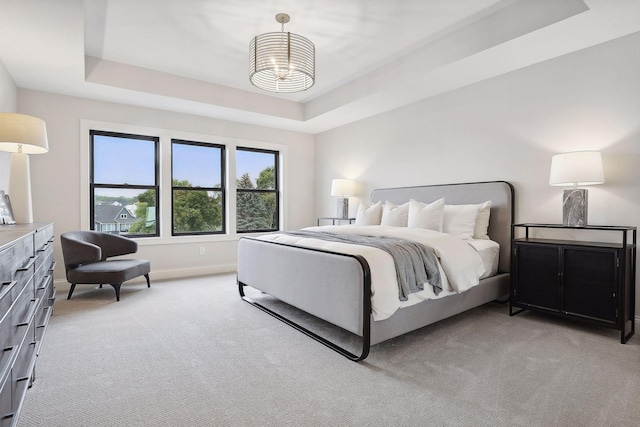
19,274,640,427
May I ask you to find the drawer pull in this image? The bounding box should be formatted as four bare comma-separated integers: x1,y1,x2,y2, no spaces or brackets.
16,376,30,382
17,256,36,272
0,346,18,385
48,261,57,273
36,307,52,329
0,281,17,301
16,299,38,327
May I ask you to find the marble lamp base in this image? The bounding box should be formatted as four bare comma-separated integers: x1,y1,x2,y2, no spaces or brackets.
562,188,588,227
336,198,349,219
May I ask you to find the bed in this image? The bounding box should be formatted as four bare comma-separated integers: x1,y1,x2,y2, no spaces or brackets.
237,181,514,361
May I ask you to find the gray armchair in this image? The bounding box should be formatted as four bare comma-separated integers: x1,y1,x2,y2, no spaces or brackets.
61,231,151,301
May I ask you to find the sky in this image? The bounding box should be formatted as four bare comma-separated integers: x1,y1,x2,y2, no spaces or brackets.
93,135,275,191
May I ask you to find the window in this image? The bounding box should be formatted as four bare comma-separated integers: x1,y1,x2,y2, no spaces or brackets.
90,131,159,237
236,148,279,232
171,139,225,235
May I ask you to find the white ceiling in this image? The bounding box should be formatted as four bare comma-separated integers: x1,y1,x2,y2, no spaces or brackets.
1,0,640,134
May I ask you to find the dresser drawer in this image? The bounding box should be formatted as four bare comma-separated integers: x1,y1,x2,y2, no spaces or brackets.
35,293,52,355
10,320,36,425
12,262,34,300
0,282,19,323
8,284,37,350
0,261,33,323
0,275,34,352
0,355,13,427
13,320,36,380
33,225,53,253
0,237,34,282
33,254,52,301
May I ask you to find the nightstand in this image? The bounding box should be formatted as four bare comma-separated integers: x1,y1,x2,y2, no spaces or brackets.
317,217,356,226
510,223,636,343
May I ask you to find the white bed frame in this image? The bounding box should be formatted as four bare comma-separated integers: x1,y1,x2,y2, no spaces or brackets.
238,181,514,361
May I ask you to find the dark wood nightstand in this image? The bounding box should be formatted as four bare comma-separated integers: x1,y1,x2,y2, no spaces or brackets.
317,217,356,226
510,223,636,343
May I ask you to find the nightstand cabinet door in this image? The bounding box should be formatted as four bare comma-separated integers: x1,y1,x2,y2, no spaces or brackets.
514,243,560,311
563,247,617,323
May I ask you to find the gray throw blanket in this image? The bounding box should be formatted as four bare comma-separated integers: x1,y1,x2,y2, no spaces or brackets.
280,230,442,301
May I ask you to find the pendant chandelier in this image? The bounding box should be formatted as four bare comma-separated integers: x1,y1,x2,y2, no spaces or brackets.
249,13,315,93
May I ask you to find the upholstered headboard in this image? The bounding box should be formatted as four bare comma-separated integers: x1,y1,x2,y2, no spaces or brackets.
370,181,514,274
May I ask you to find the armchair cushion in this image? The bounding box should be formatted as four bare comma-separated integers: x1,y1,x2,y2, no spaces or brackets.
67,259,150,285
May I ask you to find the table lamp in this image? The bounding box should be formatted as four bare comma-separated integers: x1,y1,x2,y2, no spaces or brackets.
549,151,604,226
0,113,49,223
330,179,355,219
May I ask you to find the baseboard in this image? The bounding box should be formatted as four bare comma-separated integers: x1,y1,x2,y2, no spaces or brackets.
53,264,238,291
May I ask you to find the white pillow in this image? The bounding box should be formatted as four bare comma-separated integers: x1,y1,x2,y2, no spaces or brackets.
355,201,383,226
443,204,480,240
474,201,492,240
407,198,445,231
380,201,409,227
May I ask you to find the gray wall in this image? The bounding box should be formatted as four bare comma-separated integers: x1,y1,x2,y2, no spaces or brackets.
315,31,640,311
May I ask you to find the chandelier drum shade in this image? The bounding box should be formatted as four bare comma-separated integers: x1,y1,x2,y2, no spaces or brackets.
250,13,315,93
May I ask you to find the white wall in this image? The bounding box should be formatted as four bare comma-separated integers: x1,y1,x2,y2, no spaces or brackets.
0,58,17,191
315,32,640,309
17,89,315,283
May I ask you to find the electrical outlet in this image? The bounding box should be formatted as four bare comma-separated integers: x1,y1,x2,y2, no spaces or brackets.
199,247,205,255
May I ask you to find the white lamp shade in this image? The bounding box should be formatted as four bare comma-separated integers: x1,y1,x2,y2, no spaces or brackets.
0,113,49,154
331,179,355,196
549,151,604,186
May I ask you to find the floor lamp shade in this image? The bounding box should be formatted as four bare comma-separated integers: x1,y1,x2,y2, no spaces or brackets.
0,113,49,223
549,151,604,226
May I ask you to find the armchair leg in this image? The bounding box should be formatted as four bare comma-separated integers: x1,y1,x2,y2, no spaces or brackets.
67,283,76,300
110,283,122,301
144,274,150,288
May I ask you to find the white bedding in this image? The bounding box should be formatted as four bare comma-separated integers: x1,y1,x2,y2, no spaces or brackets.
258,225,498,321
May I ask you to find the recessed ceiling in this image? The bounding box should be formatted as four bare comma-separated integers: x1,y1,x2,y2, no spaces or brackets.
1,0,640,134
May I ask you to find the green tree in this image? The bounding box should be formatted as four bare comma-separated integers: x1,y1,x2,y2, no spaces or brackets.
256,166,276,228
127,202,156,234
137,189,156,207
127,189,156,234
237,173,270,231
256,166,275,189
172,179,222,233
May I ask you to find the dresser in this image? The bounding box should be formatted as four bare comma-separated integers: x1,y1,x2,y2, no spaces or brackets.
0,223,55,426
510,223,636,343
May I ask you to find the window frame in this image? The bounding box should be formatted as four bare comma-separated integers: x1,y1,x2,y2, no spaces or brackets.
236,146,280,234
89,130,160,238
170,138,226,236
